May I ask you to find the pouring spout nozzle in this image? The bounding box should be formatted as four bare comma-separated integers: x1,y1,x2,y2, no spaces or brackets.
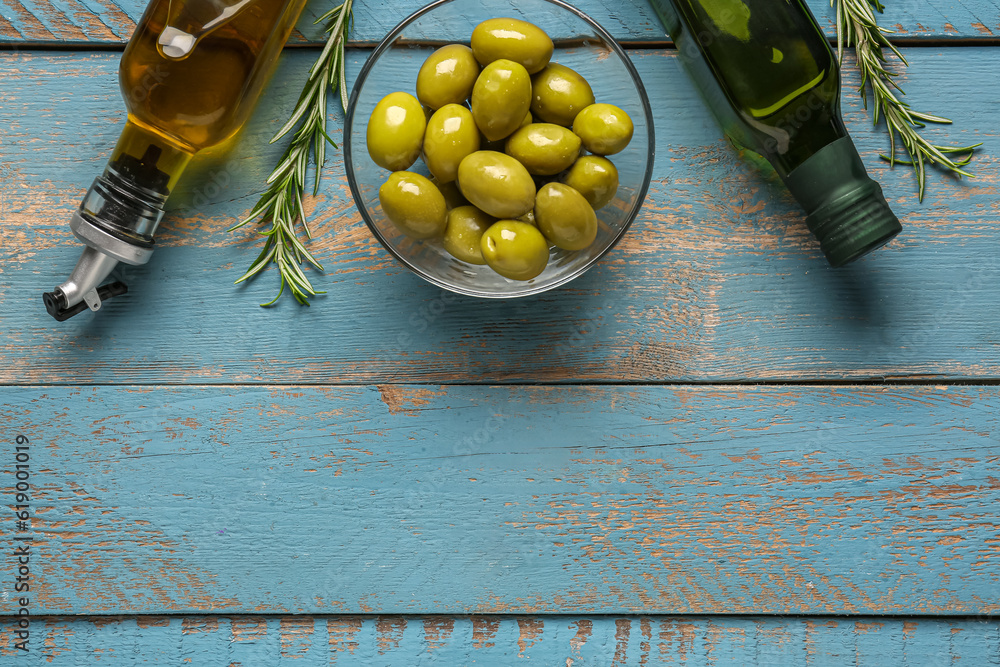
43,247,128,322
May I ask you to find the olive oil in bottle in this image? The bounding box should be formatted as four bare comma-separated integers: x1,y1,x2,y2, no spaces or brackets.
44,0,308,321
649,0,902,266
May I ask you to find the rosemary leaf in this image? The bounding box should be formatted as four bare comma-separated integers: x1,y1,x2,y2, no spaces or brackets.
230,0,354,307
833,0,981,201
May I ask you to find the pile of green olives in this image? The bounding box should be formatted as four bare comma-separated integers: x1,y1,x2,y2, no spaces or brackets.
368,17,633,282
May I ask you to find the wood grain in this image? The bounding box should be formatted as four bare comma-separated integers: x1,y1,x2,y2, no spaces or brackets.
1,0,997,661
0,49,995,384
2,615,999,665
0,0,998,44
2,384,998,615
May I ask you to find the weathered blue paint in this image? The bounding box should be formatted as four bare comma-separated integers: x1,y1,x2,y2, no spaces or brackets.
1,1,998,661
0,49,995,384
0,384,997,615
1,615,999,665
0,0,997,43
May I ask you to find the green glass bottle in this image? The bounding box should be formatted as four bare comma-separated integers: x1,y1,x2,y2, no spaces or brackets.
649,0,901,266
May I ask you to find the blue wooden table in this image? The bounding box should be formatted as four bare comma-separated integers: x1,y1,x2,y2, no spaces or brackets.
2,0,1000,663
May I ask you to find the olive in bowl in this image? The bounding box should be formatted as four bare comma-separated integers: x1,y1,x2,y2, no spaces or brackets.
344,0,654,298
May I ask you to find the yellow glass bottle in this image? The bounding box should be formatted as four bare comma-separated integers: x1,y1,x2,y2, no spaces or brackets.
44,0,308,321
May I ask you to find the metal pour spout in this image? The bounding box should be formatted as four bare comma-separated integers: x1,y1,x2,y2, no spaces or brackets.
43,248,128,322
43,144,169,322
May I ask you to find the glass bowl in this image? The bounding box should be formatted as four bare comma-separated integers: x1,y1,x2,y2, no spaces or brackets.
343,0,654,298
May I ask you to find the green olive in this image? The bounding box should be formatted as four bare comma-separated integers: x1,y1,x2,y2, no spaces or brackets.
561,155,619,210
530,63,595,127
534,182,597,251
572,103,634,155
471,18,554,74
443,206,495,264
518,209,537,226
423,104,480,183
457,150,536,219
416,44,480,110
434,178,469,209
367,92,426,171
471,59,532,142
378,171,447,239
481,220,549,280
480,111,530,152
505,123,582,176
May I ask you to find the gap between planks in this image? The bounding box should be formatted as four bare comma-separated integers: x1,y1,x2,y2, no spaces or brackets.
5,36,1000,52
4,613,997,621
3,379,1000,389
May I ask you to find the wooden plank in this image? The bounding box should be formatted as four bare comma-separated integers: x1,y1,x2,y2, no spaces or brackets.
2,615,999,665
0,48,995,384
2,384,998,615
0,0,997,44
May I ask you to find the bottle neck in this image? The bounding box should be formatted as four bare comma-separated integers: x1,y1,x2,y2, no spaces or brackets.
75,120,193,257
783,137,902,266
783,137,869,212
45,121,194,320
112,119,194,194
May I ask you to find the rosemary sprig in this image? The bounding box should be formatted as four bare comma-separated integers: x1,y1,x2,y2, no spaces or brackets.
833,0,981,201
230,1,354,306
